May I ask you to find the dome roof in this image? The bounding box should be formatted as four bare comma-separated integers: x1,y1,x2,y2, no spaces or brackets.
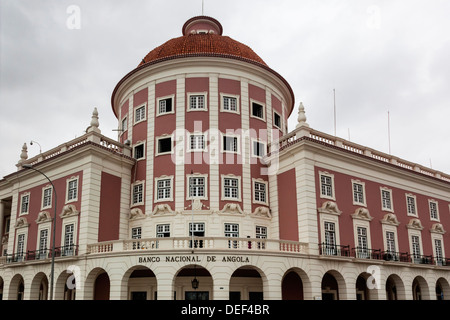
138,16,267,67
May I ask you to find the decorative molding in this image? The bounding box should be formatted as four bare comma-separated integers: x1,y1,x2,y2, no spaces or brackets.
380,213,400,226
219,203,244,215
406,218,424,230
430,223,446,235
351,207,373,221
129,208,146,219
14,217,29,229
252,206,272,219
36,211,52,224
152,204,174,216
317,201,342,216
60,204,79,219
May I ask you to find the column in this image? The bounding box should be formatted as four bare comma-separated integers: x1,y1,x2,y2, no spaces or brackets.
175,76,185,212
209,74,220,211
295,156,319,254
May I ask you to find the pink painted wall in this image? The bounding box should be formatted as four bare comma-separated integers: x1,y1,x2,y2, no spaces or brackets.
277,168,299,241
315,166,450,258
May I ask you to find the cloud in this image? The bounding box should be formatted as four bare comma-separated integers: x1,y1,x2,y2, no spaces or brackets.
1,0,449,178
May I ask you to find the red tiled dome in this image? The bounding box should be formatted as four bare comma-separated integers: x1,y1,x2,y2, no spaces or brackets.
138,16,267,67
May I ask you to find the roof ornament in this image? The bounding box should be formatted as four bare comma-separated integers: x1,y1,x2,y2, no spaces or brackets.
296,102,309,128
87,107,101,133
19,143,28,164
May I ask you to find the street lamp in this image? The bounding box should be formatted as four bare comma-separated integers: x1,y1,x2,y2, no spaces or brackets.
22,164,57,300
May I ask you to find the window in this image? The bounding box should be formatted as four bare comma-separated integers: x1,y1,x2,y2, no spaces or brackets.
188,176,206,199
429,200,439,220
156,178,172,201
406,195,417,216
352,181,365,205
189,94,206,110
189,134,205,151
273,112,281,128
223,177,239,200
189,223,205,236
38,229,48,259
381,188,393,211
17,234,25,261
411,235,421,262
121,117,128,132
222,95,238,112
157,136,172,155
156,224,170,238
356,227,369,258
223,135,238,153
256,226,267,239
319,173,334,199
132,183,144,205
158,97,173,115
324,222,336,255
131,227,142,250
256,226,267,249
386,231,396,253
134,143,145,159
189,222,205,248
254,180,267,204
20,194,30,214
252,140,265,158
42,187,52,209
225,223,239,248
66,178,78,202
251,102,264,120
135,105,146,123
435,239,443,264
132,227,141,239
63,224,75,256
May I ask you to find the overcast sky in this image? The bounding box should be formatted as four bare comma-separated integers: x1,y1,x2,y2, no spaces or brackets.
1,0,449,179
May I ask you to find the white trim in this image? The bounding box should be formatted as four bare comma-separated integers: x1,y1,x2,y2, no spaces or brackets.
156,95,175,117
221,174,242,202
251,139,266,159
41,185,53,210
407,229,424,263
428,199,440,221
134,103,147,124
431,233,446,264
382,224,399,253
319,171,335,201
221,132,240,154
154,175,174,203
133,141,146,161
155,134,174,156
187,92,208,112
351,179,366,207
252,178,268,205
220,93,240,114
19,192,30,215
65,176,79,204
188,132,207,152
186,173,208,200
250,99,266,122
273,110,282,129
380,187,394,212
405,193,418,217
131,180,145,206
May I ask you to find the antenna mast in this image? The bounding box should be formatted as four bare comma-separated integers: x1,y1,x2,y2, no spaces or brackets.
333,89,337,136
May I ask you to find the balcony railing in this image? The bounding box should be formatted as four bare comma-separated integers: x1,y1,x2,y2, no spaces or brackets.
318,243,351,257
320,245,450,267
4,245,78,264
86,237,309,255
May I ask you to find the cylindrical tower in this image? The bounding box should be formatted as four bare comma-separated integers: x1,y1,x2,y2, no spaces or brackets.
111,16,295,241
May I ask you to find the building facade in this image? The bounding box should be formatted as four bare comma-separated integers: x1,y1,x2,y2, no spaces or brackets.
0,16,449,301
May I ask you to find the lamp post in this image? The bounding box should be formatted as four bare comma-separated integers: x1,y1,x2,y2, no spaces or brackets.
22,164,57,300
